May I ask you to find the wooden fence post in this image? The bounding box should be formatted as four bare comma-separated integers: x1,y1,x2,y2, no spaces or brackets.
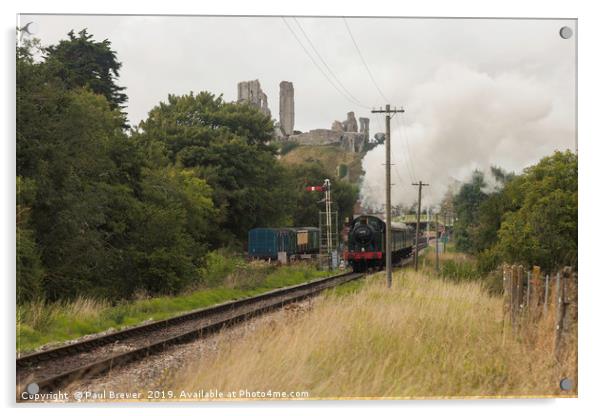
502,264,511,317
517,265,525,318
531,266,541,308
511,265,519,330
544,274,550,315
554,269,568,359
501,264,511,344
526,271,531,311
565,269,578,331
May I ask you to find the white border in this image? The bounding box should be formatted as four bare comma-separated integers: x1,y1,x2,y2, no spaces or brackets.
2,1,600,415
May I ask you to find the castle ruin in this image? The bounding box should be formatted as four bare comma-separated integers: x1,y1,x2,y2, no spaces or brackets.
289,111,369,153
236,79,369,153
279,81,295,136
237,79,271,118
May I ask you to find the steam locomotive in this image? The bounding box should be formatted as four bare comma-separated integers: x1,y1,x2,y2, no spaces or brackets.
344,214,414,272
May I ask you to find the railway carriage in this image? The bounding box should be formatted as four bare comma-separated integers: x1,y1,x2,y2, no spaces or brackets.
344,214,413,272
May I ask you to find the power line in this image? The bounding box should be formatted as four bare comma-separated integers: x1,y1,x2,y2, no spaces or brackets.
396,115,417,181
343,17,390,104
392,116,417,183
282,17,370,110
341,18,416,187
395,114,418,183
393,163,405,186
292,18,368,109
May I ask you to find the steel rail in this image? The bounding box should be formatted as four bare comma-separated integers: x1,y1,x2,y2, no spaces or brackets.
17,270,364,395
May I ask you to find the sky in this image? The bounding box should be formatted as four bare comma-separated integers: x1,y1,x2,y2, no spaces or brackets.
19,14,576,208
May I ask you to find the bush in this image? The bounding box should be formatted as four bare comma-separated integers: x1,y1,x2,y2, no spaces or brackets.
477,248,502,275
439,258,479,282
198,250,245,287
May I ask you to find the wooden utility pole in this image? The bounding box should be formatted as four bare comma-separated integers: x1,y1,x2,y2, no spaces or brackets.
412,181,429,270
371,105,404,288
435,213,439,272
443,213,447,253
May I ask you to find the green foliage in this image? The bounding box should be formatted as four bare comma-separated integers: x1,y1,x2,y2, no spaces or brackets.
453,170,488,252
45,29,127,111
198,250,245,287
439,259,479,282
16,177,44,303
494,151,577,271
110,167,217,297
338,163,348,178
136,92,290,243
284,161,359,229
17,36,216,301
452,151,577,274
17,263,328,352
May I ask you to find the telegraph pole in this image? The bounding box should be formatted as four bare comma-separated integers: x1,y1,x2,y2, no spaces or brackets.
324,179,333,269
435,213,440,272
372,105,404,288
443,213,447,253
412,181,429,270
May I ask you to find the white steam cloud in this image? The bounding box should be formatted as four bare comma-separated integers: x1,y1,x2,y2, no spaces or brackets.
360,62,575,210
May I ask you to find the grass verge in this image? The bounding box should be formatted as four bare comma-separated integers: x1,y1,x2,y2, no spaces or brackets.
160,264,576,398
17,261,330,353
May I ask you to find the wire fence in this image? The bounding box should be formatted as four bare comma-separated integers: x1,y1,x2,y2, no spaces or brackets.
502,264,578,361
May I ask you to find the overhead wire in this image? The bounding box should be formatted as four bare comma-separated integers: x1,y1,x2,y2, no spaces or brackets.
292,17,369,110
341,17,417,193
390,115,416,184
395,113,417,182
284,17,420,204
342,17,390,104
282,17,371,110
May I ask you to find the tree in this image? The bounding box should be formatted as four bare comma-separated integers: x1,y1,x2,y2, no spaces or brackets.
16,177,44,303
470,166,517,253
452,170,488,252
136,92,289,244
45,29,127,111
111,167,216,297
17,38,217,300
494,151,577,271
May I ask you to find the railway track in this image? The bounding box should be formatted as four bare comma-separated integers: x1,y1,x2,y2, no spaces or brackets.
17,244,430,397
17,270,365,396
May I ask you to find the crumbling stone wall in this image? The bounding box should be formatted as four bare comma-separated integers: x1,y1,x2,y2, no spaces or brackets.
342,111,358,132
237,79,271,117
289,110,369,153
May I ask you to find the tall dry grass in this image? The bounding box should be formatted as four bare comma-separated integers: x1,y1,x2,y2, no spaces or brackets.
163,269,576,399
18,297,110,331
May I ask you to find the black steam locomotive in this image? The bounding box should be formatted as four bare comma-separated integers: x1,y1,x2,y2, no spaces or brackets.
344,214,414,272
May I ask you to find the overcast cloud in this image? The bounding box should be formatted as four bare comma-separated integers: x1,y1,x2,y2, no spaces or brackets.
20,15,576,207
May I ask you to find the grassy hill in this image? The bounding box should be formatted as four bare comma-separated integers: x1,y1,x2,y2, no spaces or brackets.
279,144,365,183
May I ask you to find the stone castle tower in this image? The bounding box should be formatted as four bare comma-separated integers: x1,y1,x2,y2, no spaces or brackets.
279,81,295,136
